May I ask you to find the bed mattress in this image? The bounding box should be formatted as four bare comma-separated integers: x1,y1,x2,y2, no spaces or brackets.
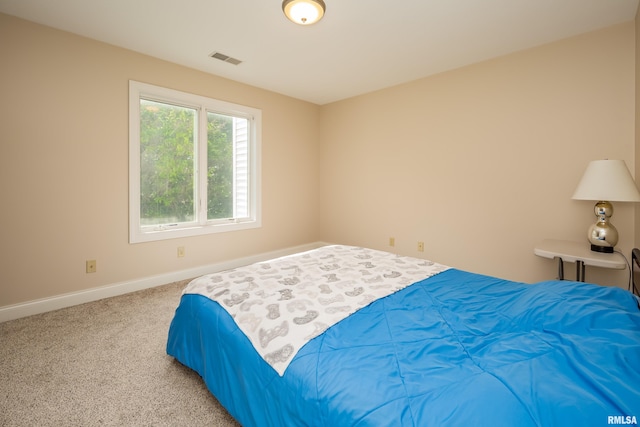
167,248,640,426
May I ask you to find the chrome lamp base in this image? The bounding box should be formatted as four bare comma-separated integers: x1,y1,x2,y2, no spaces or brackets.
587,201,618,253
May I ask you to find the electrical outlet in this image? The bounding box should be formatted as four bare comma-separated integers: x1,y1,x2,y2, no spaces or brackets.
86,260,97,273
177,246,185,258
389,237,395,247
417,242,424,252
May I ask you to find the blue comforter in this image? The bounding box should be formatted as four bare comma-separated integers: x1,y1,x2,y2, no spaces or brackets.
167,269,640,426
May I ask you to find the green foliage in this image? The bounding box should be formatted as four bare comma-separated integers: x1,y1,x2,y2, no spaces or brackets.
139,100,234,225
207,112,233,219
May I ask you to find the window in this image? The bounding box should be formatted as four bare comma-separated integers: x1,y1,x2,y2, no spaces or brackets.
129,81,261,243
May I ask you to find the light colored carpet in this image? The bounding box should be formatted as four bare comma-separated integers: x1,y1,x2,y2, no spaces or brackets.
0,280,241,427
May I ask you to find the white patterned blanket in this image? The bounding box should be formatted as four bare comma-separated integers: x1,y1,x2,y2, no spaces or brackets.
183,245,450,375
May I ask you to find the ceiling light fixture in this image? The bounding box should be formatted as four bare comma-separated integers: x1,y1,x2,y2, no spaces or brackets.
282,0,326,25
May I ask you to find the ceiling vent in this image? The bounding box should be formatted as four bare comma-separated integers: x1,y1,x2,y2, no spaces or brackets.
210,52,242,66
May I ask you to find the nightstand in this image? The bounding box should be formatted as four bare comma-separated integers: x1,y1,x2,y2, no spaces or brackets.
534,239,626,282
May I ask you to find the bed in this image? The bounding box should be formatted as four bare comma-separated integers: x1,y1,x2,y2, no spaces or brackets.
166,245,640,426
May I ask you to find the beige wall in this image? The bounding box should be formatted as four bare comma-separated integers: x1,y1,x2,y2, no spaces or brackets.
319,23,636,286
1,13,637,311
0,14,321,307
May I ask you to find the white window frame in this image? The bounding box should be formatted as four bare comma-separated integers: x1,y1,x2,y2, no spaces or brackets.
129,80,261,243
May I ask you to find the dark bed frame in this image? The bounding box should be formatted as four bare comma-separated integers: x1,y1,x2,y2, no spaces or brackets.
631,248,640,296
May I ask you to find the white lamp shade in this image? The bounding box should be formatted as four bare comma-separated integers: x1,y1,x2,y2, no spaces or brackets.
283,0,325,25
572,159,640,202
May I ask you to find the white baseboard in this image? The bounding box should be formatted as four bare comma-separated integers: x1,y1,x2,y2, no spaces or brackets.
0,242,329,323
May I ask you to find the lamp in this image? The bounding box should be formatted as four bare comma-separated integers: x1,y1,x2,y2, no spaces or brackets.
282,0,326,25
572,159,640,253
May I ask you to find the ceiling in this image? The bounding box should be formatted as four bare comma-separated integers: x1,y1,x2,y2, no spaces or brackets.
1,0,638,105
